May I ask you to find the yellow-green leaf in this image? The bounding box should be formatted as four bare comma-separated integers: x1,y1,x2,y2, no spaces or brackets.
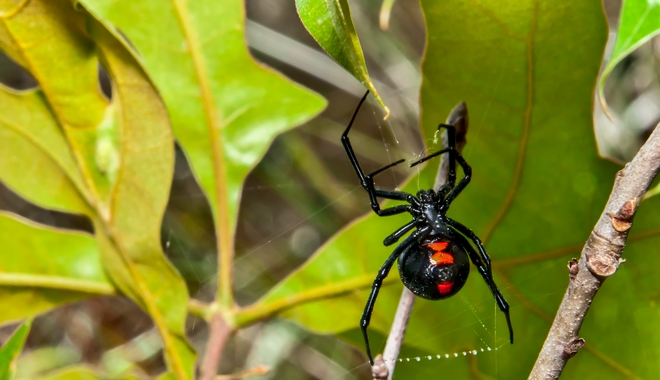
0,1,195,377
0,88,90,215
89,21,195,378
0,213,113,324
79,0,326,309
0,0,111,201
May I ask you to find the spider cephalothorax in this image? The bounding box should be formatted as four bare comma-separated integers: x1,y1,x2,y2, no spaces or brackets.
342,92,513,364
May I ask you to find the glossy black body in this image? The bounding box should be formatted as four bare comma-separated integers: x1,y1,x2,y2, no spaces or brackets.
398,238,470,299
342,92,513,365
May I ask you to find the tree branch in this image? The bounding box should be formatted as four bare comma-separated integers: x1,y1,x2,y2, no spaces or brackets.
200,311,233,380
371,102,469,380
529,124,660,379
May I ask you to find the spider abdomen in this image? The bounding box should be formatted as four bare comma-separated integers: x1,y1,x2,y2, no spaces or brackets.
397,238,470,300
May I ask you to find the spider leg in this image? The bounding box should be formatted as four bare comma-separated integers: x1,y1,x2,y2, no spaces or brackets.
443,150,471,206
342,91,420,217
410,124,458,188
369,187,421,217
446,218,491,272
341,91,373,187
361,227,429,364
365,161,419,216
383,219,417,246
447,221,513,344
409,147,452,168
438,124,457,188
410,146,472,208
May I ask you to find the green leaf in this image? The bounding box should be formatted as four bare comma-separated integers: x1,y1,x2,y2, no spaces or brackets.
0,1,195,377
295,0,389,115
0,88,91,215
79,0,326,309
0,0,112,202
242,1,660,377
0,213,113,324
0,320,31,380
89,21,196,378
598,0,660,110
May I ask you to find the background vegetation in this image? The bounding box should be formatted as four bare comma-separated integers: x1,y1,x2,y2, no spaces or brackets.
1,0,660,379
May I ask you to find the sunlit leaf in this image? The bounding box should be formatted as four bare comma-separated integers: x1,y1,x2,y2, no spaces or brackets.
0,88,91,215
0,319,31,380
79,0,326,308
0,213,112,324
295,0,389,114
0,0,111,200
598,0,660,111
243,1,660,378
89,21,196,377
0,0,194,377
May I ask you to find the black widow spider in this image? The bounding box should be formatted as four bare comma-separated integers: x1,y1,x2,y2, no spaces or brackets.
341,92,513,364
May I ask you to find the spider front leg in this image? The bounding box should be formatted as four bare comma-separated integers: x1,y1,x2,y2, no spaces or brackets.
448,222,513,344
361,227,429,364
409,146,472,208
342,91,420,217
364,162,420,216
437,124,458,189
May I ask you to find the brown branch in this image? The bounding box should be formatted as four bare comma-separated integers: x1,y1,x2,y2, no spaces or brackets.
200,312,233,380
529,124,660,379
371,102,469,380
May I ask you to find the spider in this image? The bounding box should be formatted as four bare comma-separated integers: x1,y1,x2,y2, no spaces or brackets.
341,92,513,364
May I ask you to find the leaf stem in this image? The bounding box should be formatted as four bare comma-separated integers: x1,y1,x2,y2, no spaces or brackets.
169,0,235,309
188,299,213,321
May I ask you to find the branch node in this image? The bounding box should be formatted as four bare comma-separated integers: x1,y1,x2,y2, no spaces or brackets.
584,232,623,277
568,258,579,281
562,338,585,359
372,355,388,380
609,197,640,232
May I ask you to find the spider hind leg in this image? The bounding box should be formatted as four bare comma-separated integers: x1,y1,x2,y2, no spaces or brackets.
447,219,514,344
341,91,421,217
360,228,429,364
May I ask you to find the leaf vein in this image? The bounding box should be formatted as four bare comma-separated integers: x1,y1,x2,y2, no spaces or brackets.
481,0,537,243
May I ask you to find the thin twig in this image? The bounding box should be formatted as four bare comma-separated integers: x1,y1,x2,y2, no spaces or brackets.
529,124,660,379
200,312,233,380
371,102,469,380
372,289,416,380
